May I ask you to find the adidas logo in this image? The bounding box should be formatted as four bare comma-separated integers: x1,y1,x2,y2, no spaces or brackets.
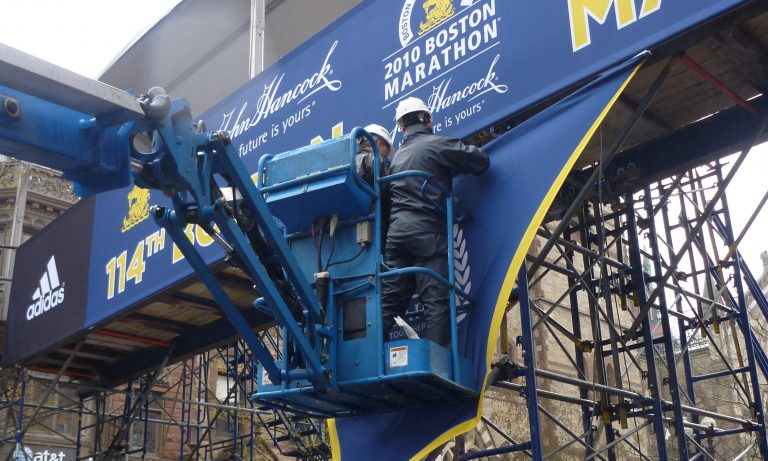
26,256,65,321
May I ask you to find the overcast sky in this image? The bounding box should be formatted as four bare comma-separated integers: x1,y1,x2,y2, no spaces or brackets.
718,151,768,278
1,0,766,278
0,0,180,78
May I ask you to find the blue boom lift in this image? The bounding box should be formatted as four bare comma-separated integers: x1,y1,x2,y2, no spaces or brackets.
0,43,476,417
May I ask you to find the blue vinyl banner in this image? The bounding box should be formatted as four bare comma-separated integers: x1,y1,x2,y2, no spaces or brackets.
82,0,753,336
4,0,754,454
330,55,643,461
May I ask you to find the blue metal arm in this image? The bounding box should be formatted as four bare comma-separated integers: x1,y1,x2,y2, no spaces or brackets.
0,45,327,387
126,93,335,388
0,43,477,413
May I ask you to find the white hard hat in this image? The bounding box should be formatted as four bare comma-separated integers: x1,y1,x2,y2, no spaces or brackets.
395,97,431,125
364,124,392,148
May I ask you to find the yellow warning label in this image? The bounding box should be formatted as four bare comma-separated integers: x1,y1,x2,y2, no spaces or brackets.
389,345,409,367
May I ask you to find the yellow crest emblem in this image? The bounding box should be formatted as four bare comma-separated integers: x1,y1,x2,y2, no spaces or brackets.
419,0,455,36
121,186,151,232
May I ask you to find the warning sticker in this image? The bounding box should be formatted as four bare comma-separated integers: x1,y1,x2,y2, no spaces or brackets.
389,346,408,368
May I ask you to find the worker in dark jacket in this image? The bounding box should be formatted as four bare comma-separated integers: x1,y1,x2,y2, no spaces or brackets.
355,123,393,186
381,97,489,347
356,124,394,248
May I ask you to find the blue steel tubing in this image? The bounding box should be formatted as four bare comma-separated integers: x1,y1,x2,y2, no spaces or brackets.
379,169,437,184
259,326,280,356
197,355,205,458
565,224,595,456
156,209,282,384
575,207,615,461
624,195,669,460
373,161,385,378
665,183,701,436
750,335,768,381
360,127,385,380
13,375,26,455
215,201,324,331
379,170,451,217
123,380,133,457
708,426,759,438
642,186,690,461
328,278,339,389
219,139,375,386
230,347,239,457
215,141,324,325
281,327,289,391
708,216,768,380
248,348,255,461
446,193,459,381
709,173,768,458
378,166,471,380
691,366,751,383
689,228,768,397
676,174,701,434
739,252,768,324
378,267,471,301
687,222,768,451
329,280,373,298
459,442,533,460
209,210,326,386
75,397,83,461
94,395,104,459
599,337,666,356
517,265,543,461
702,215,768,390
180,361,189,452
141,378,150,459
590,199,618,461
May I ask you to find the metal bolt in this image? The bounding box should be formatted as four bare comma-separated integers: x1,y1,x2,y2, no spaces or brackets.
213,130,232,144
2,97,20,118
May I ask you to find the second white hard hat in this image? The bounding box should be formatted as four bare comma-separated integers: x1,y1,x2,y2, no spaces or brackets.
395,97,431,125
364,124,393,148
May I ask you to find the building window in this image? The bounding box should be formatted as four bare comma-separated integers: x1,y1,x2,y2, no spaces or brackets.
130,395,161,455
215,375,236,439
23,378,78,439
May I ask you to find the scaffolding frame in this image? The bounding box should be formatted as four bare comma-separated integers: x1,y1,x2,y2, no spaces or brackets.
464,57,768,461
3,46,768,461
0,336,329,461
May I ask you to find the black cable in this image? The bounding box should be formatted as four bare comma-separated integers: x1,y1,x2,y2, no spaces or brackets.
324,234,336,271
313,225,321,272
326,245,365,269
314,220,326,273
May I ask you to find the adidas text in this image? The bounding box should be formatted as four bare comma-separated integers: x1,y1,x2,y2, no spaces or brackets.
26,256,65,321
26,287,65,320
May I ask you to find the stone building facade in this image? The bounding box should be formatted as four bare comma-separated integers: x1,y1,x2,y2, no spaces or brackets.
0,158,79,460
0,161,272,460
480,229,768,460
0,158,77,324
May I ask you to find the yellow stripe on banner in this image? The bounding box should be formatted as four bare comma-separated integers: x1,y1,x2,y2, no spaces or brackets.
408,59,645,461
329,419,341,459
328,61,644,461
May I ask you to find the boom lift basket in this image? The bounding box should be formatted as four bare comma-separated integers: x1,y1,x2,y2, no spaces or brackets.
252,128,477,416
